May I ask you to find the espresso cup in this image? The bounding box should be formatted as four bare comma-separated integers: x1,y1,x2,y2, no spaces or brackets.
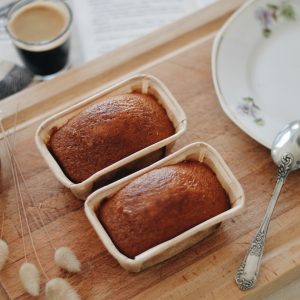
6,0,72,80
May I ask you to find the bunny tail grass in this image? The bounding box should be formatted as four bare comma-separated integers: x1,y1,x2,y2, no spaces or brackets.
19,262,40,296
45,277,81,300
0,239,9,270
54,247,81,273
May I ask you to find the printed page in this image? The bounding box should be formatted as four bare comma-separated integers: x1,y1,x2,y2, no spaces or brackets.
0,0,21,64
71,0,215,62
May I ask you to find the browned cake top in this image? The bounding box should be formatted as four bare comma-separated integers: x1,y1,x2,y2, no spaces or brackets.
98,161,230,258
48,93,174,182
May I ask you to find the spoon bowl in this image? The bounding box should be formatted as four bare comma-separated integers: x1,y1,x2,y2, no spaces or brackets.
272,120,300,171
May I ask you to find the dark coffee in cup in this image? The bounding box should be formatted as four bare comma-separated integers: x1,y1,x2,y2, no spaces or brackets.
14,40,70,76
6,0,72,79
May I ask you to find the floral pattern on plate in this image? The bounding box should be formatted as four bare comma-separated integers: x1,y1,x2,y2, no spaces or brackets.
255,1,296,37
238,97,265,126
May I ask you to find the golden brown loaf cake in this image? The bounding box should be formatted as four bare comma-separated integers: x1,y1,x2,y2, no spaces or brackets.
98,161,230,258
48,93,174,183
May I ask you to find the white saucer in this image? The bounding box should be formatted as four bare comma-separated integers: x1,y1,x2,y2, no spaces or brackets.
212,0,300,148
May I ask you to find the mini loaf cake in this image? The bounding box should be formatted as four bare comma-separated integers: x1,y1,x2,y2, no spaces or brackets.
48,93,174,183
98,161,230,258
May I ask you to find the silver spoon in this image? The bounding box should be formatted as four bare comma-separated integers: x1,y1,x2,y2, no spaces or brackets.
235,120,300,290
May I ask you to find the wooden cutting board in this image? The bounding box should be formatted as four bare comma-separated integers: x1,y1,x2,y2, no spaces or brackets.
1,0,300,299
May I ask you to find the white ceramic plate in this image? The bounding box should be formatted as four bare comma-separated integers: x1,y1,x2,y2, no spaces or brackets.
212,0,300,148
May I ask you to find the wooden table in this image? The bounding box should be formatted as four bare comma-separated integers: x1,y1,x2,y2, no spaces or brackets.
1,0,300,299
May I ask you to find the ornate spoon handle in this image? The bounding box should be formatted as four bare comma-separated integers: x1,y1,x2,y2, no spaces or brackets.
235,153,294,291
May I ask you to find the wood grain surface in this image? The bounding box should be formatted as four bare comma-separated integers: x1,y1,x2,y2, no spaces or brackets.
1,3,300,300
1,36,300,300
